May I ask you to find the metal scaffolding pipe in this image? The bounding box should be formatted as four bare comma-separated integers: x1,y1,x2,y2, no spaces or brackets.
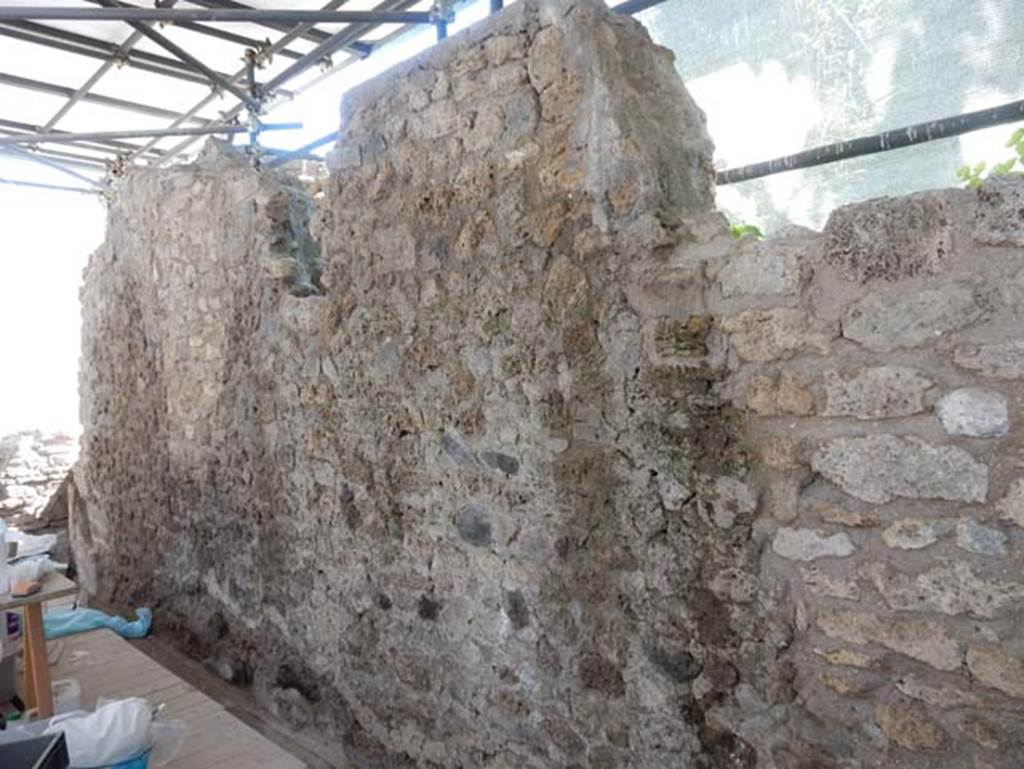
184,0,373,58
0,71,216,124
75,2,314,61
145,0,419,165
263,24,377,95
134,0,374,162
94,0,260,111
0,24,249,84
266,130,338,168
14,147,113,170
263,0,425,97
717,98,1024,185
0,7,435,24
43,0,181,131
1,146,104,187
0,177,101,195
0,118,164,156
0,122,301,147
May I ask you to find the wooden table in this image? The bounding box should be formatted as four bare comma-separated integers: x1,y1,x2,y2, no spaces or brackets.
0,572,78,719
54,630,307,768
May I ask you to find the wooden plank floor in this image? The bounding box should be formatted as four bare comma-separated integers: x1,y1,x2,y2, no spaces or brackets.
49,629,307,769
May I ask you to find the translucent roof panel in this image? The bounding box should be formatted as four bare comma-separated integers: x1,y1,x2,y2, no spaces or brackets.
636,0,1024,231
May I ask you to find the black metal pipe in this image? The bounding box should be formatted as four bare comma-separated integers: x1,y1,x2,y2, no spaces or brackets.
0,123,301,147
436,21,447,41
0,7,435,24
614,0,670,15
0,71,215,124
717,98,1024,185
0,177,101,195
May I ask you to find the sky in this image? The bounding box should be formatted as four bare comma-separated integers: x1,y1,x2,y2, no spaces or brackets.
0,0,1019,437
0,156,105,436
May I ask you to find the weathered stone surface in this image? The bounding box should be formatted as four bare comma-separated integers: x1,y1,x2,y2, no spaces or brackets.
757,435,801,469
820,669,877,695
962,716,1000,751
814,646,880,670
823,194,952,282
874,697,946,749
716,228,812,297
895,674,982,708
709,567,758,604
817,608,962,671
996,479,1024,527
956,518,1008,556
802,565,860,600
881,518,954,550
68,3,1024,765
772,527,855,561
842,283,986,352
966,645,1024,698
0,430,78,527
973,176,1024,246
721,307,836,362
867,562,1024,618
73,4,777,767
822,366,932,419
455,503,493,547
935,388,1010,438
745,372,815,416
711,476,758,528
811,435,988,504
809,500,879,528
954,340,1024,379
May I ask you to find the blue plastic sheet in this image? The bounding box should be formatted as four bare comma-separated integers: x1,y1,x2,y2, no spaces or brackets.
43,607,152,640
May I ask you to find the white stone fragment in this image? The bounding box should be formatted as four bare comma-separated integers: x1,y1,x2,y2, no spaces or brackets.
772,527,855,561
935,388,1010,438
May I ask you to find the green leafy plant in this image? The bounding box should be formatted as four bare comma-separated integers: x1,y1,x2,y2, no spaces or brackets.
956,126,1024,188
729,222,764,240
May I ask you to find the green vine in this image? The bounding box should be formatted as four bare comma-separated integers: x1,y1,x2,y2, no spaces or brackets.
956,126,1024,188
729,222,764,240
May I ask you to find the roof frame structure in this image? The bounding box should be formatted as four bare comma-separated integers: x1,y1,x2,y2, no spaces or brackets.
92,0,261,111
0,0,673,192
0,22,259,82
40,0,181,132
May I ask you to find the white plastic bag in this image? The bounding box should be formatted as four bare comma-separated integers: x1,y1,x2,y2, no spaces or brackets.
149,718,187,767
44,697,152,766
